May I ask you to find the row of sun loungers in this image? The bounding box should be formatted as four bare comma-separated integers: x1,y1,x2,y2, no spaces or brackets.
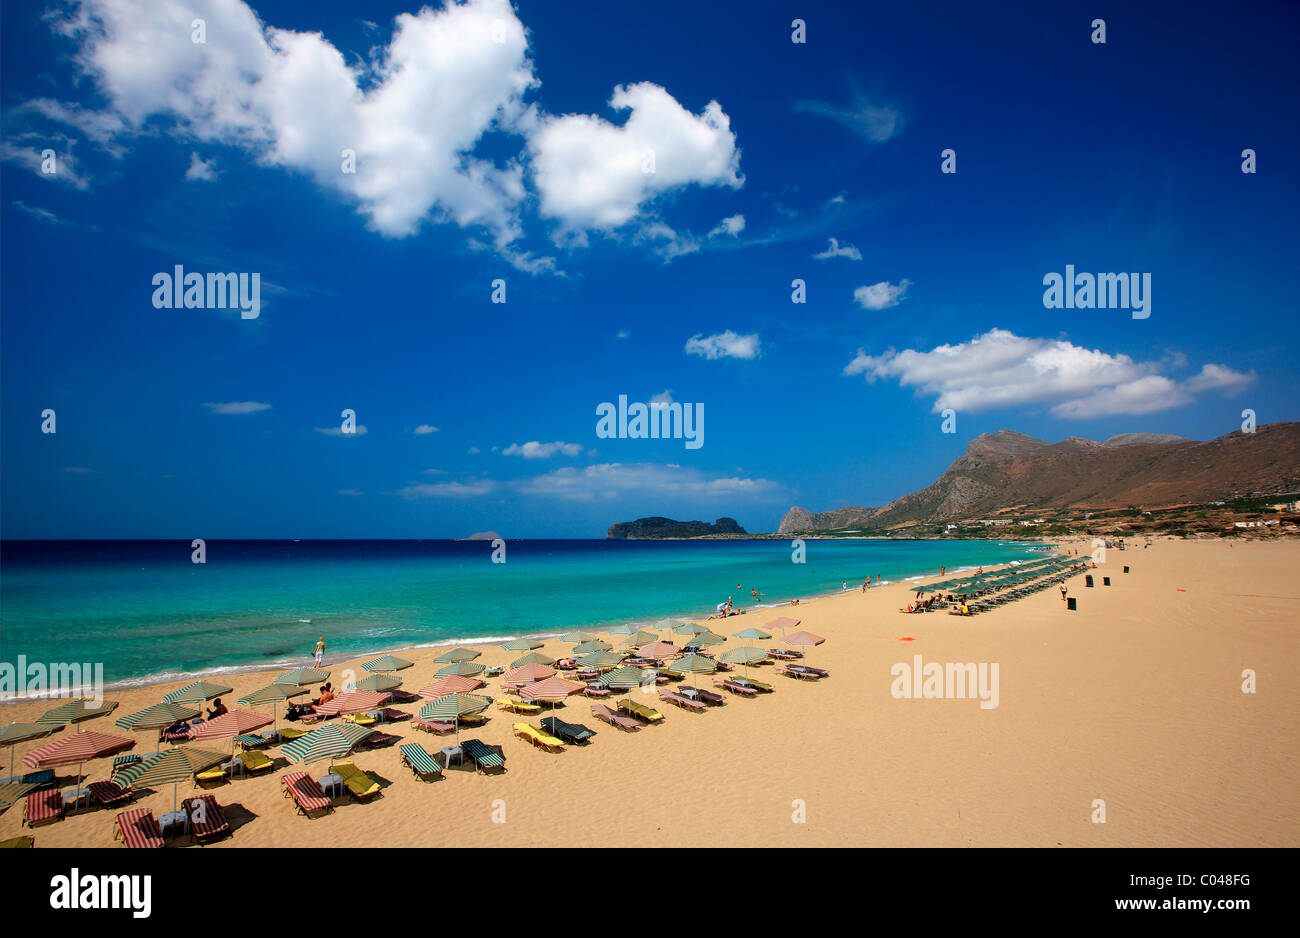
113,795,231,847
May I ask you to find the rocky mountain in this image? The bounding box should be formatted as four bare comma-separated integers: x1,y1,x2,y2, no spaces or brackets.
776,506,879,536
606,516,746,539
778,423,1300,532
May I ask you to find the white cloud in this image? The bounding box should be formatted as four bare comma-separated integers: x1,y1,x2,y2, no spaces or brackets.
853,279,910,310
412,424,439,434
467,446,481,454
315,425,369,436
203,401,271,415
650,389,674,406
708,214,745,238
638,221,700,260
502,440,583,459
397,479,496,498
338,489,364,496
185,151,218,181
813,237,861,261
422,468,449,475
516,462,780,501
685,330,761,360
796,90,903,143
529,81,742,238
844,328,1256,418
11,201,71,225
615,329,630,339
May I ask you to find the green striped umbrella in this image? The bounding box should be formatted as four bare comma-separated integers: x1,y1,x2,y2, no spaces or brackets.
499,638,542,652
576,651,623,672
162,681,233,705
419,693,491,746
121,745,228,812
671,653,717,688
275,668,330,687
280,723,375,769
115,702,201,752
361,655,413,673
622,630,658,646
572,639,612,655
560,631,598,644
0,723,57,779
731,627,772,640
35,698,118,732
721,645,768,680
690,630,726,648
598,666,651,714
510,651,556,668
605,624,638,636
238,682,308,732
354,674,401,693
673,621,709,635
435,661,486,678
434,647,481,663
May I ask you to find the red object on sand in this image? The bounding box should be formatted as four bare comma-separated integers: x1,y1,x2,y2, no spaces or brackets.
899,637,915,642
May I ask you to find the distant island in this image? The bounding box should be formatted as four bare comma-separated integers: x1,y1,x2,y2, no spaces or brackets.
607,516,746,539
459,531,502,541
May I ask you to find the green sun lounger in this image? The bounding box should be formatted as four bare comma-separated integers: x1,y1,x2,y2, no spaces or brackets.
461,738,506,774
399,743,444,781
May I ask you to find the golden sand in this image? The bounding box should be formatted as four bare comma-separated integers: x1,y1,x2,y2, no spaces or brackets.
2,538,1296,847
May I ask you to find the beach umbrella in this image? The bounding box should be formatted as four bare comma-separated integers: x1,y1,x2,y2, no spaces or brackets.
636,641,678,660
120,745,228,812
605,624,638,636
190,709,274,755
419,693,491,747
560,631,598,643
690,630,726,648
623,630,658,646
115,702,201,752
576,651,623,672
361,654,413,673
721,646,767,680
764,617,801,631
671,653,717,688
354,674,401,693
571,639,612,655
502,663,556,685
35,698,118,732
598,665,651,715
784,630,825,666
434,647,481,663
311,690,390,717
280,723,375,770
519,675,585,726
162,681,233,705
673,621,709,635
499,638,542,652
509,651,556,668
238,682,308,731
418,675,484,698
435,661,485,678
22,730,135,786
275,667,330,687
0,723,57,779
731,627,772,640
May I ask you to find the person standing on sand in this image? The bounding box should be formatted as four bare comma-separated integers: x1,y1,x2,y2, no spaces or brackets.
1059,582,1068,602
842,581,848,591
940,566,945,576
314,636,325,666
862,580,868,592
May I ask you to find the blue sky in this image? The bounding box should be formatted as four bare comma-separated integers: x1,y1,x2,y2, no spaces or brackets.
2,0,1297,538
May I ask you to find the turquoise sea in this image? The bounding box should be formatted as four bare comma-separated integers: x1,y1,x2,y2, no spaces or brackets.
0,539,1047,690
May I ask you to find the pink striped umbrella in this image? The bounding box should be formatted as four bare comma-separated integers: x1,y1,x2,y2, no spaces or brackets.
310,690,390,717
417,675,484,698
765,617,801,631
519,676,586,726
22,730,135,783
189,709,273,742
501,663,555,685
635,641,678,660
783,630,825,647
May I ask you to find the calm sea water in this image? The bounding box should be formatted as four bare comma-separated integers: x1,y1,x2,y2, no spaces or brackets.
0,539,1045,688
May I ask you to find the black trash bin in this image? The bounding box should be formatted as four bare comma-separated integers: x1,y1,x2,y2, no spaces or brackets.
1123,566,1130,573
1067,597,1077,611
1103,576,1111,586
1085,575,1094,588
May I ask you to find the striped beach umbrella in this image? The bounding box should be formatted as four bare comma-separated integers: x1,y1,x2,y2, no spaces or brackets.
502,663,556,685
721,646,767,680
275,667,330,687
764,616,801,631
499,638,542,652
671,653,717,687
238,683,308,731
354,674,401,693
311,690,390,718
120,745,228,812
35,698,119,732
598,665,652,713
418,675,484,698
673,621,709,635
605,624,638,636
560,631,597,644
0,723,57,779
731,627,772,640
510,651,556,668
190,709,273,742
576,651,623,672
115,702,200,752
434,647,481,663
435,661,485,678
623,630,658,646
784,630,825,648
571,639,612,655
162,681,233,705
361,654,413,673
519,675,585,725
281,723,374,769
636,641,678,660
690,630,726,648
22,730,135,786
419,693,491,746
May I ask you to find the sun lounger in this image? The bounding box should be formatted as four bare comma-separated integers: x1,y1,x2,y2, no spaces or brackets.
591,704,639,731
357,731,400,750
235,732,274,750
689,687,726,705
388,690,419,704
114,808,163,848
457,713,488,727
583,685,611,698
713,677,758,697
658,690,706,712
375,707,411,722
182,795,231,844
344,713,377,726
111,754,143,776
19,769,54,790
497,698,542,715
413,718,456,734
540,716,596,744
88,780,133,809
333,762,382,801
238,750,274,775
777,666,818,680
278,726,310,741
281,772,332,817
23,790,63,827
194,764,229,786
461,739,506,774
513,722,565,752
741,678,774,692
617,699,664,723
0,836,34,848
399,743,444,781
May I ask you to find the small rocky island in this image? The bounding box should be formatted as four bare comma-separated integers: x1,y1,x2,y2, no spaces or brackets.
606,516,746,539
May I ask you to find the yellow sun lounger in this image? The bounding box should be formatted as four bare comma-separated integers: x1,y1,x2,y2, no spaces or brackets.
617,699,664,724
332,762,381,801
497,698,542,715
344,713,377,726
512,723,565,752
238,750,274,774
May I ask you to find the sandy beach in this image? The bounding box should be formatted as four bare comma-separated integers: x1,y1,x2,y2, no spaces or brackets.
2,537,1296,848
